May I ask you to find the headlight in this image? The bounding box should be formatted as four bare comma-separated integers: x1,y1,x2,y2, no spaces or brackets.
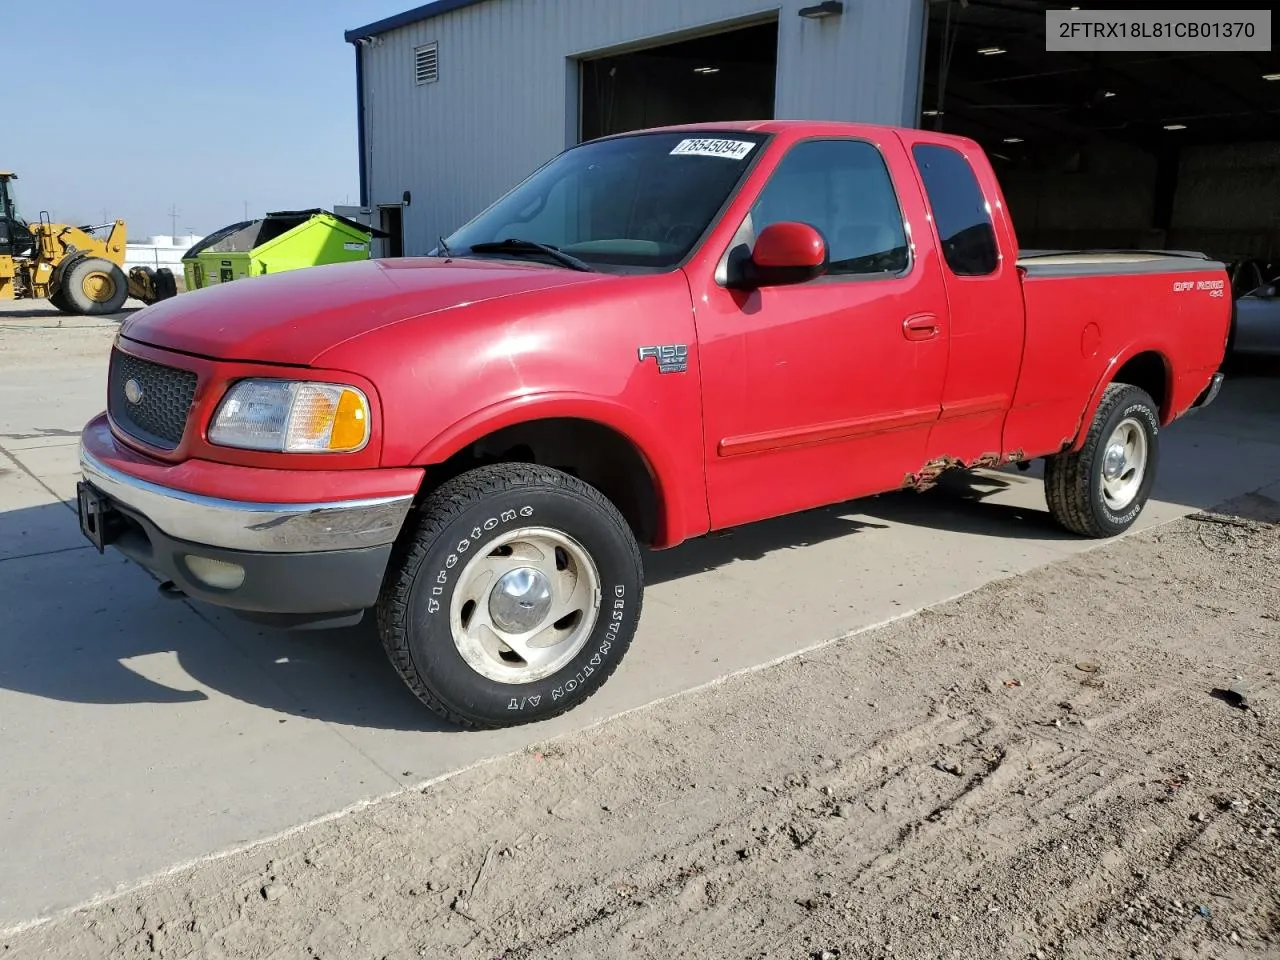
208,379,371,453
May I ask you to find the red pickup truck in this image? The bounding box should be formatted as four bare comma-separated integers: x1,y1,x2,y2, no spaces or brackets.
77,121,1229,729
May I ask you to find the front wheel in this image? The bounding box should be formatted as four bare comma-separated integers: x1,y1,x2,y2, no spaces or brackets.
377,463,644,729
61,257,130,315
47,284,76,315
1044,382,1160,538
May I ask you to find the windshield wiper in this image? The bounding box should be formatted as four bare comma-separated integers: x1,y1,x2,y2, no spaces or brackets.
467,238,595,272
437,235,452,257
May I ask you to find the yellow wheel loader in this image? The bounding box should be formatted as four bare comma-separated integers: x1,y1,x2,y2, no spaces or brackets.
0,171,176,315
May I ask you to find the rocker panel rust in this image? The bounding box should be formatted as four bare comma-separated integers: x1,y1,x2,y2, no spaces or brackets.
904,450,1025,492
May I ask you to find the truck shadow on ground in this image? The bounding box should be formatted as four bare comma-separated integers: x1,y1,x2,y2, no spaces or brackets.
643,468,1073,584
0,473,1090,734
0,500,458,731
3,372,1280,733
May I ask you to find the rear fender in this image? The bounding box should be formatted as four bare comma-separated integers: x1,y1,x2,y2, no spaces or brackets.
1067,345,1172,453
411,391,695,547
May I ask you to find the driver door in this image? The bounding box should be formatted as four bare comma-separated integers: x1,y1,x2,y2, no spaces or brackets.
690,135,951,530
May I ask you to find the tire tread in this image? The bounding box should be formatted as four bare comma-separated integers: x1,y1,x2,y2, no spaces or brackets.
1044,382,1152,538
376,463,642,730
62,257,130,315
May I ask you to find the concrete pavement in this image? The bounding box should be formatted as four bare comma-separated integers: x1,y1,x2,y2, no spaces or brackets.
2,299,1278,929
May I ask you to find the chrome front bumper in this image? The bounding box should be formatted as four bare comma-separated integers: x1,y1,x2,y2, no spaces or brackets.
78,445,415,554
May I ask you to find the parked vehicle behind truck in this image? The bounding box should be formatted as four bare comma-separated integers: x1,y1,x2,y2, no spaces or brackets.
76,121,1230,729
1223,255,1280,358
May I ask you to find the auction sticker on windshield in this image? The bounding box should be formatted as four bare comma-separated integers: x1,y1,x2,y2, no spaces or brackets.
670,138,757,160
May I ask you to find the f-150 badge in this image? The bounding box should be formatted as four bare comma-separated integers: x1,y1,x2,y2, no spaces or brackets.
637,344,688,374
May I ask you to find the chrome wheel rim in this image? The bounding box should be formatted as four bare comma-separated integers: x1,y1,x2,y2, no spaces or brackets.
449,526,601,684
1099,417,1148,511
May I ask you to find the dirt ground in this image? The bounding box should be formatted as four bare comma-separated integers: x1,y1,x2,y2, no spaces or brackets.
0,306,121,365
4,489,1278,960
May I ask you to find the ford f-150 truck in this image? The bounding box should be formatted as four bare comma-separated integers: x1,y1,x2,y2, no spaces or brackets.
76,121,1230,729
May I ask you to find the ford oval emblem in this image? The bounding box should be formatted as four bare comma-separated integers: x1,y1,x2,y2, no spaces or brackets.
124,378,144,405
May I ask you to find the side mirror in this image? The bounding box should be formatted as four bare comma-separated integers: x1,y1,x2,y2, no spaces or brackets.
1254,283,1277,299
730,222,828,289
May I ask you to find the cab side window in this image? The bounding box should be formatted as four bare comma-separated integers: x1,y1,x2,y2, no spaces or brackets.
0,218,32,259
911,143,1000,277
749,139,909,278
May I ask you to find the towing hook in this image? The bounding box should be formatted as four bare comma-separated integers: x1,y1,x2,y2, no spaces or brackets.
157,580,187,600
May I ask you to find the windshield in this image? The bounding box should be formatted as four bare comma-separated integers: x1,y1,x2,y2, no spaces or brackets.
442,131,769,272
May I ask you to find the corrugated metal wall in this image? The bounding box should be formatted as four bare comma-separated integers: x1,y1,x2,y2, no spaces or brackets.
356,0,926,254
1169,143,1280,258
999,142,1164,250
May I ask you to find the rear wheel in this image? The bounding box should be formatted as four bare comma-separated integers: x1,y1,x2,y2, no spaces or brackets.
377,463,644,729
1044,383,1160,537
61,257,129,315
155,267,178,300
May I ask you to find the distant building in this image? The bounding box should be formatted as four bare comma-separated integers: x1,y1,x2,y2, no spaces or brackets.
345,0,925,257
125,234,203,276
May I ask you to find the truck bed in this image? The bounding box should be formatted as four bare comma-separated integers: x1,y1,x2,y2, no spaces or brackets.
1017,249,1225,279
1004,248,1230,459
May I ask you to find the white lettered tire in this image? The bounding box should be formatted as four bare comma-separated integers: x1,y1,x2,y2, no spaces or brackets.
1044,382,1160,538
377,463,644,728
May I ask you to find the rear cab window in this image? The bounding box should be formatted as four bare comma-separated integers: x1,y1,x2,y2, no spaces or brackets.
911,144,1000,277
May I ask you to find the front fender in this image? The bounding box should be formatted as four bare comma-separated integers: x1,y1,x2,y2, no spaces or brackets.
411,391,704,547
50,251,86,293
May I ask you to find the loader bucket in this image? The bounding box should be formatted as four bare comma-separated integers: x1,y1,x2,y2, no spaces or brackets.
128,266,178,306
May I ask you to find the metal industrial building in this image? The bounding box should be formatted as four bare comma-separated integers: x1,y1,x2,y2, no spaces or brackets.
343,0,928,257
345,0,1280,265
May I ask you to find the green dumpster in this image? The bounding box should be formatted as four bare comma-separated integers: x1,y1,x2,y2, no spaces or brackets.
181,208,386,290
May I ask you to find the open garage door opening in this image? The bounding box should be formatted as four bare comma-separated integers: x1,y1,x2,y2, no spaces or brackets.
922,0,1280,287
579,20,778,143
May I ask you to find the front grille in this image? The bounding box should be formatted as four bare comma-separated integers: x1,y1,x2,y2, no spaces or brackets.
107,348,198,450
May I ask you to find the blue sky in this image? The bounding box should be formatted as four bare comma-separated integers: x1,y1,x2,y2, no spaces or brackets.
9,0,411,237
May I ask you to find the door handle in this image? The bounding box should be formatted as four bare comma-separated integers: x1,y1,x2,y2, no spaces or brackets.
903,314,941,341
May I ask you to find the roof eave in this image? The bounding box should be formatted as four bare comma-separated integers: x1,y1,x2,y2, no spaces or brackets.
344,0,489,43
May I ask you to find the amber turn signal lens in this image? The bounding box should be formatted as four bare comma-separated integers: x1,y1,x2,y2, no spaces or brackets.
330,389,369,451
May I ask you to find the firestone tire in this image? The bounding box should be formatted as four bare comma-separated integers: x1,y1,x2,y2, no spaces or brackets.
1044,382,1160,538
376,463,645,729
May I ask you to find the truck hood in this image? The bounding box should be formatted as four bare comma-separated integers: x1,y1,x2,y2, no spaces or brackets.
119,257,610,366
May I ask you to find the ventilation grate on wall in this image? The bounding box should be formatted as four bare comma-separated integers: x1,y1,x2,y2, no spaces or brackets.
414,42,439,85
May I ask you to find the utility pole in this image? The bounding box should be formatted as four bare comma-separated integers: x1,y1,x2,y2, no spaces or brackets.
168,204,179,237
